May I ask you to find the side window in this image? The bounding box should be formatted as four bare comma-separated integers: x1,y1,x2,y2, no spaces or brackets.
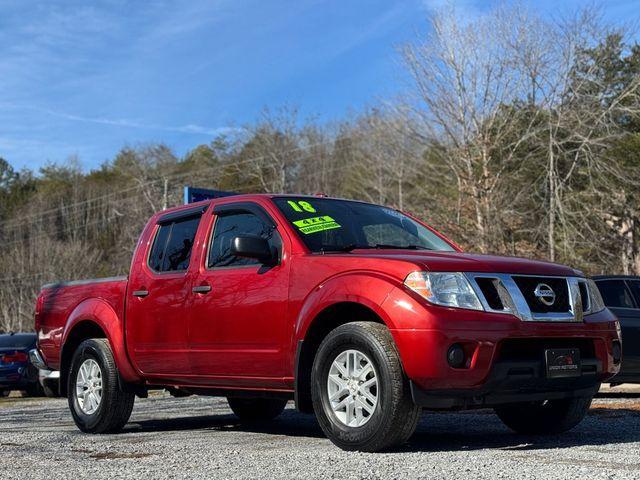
148,216,201,272
148,223,172,271
208,212,281,268
625,280,640,307
596,280,636,309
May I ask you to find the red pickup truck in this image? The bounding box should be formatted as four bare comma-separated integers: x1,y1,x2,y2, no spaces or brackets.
32,194,621,451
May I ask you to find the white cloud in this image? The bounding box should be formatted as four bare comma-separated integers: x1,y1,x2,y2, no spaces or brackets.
38,106,240,137
420,0,484,19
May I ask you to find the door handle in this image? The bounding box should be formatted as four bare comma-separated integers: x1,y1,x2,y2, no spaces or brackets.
192,285,212,294
132,290,149,298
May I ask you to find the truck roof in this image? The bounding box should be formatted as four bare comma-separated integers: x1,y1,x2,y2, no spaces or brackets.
160,193,378,217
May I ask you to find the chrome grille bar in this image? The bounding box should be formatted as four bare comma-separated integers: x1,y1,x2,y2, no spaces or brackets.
465,273,589,322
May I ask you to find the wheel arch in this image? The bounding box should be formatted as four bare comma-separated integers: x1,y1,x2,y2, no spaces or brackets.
294,301,387,413
60,298,141,396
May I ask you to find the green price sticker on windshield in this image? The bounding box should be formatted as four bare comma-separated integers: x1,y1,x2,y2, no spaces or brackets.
293,215,341,235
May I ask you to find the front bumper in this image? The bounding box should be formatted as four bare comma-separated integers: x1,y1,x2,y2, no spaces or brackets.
410,358,602,409
385,290,620,406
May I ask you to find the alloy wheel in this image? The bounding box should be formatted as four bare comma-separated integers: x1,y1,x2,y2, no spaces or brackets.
327,349,378,427
75,358,103,415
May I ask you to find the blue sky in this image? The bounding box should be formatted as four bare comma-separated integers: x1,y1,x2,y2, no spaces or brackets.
1,0,638,172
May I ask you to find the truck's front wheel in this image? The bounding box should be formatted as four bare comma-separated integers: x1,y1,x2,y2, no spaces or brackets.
495,396,593,434
311,322,421,452
68,339,135,433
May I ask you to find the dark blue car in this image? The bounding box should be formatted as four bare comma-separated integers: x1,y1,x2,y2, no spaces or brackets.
0,333,41,397
594,276,640,383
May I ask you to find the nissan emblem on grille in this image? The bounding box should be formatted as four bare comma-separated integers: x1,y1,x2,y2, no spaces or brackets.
534,283,556,306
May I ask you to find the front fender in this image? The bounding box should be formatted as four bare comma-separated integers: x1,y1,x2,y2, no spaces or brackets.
62,298,141,383
293,271,399,343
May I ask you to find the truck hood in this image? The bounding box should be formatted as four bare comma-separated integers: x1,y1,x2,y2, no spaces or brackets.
347,250,581,277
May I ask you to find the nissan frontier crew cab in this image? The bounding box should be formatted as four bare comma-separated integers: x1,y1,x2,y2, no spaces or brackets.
31,194,622,452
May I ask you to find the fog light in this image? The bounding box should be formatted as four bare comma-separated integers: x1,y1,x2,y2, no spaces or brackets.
447,344,466,368
612,341,622,365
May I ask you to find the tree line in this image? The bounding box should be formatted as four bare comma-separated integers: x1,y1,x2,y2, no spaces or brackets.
1,5,640,332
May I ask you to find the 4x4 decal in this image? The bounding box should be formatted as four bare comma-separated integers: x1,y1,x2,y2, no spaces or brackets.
293,215,341,234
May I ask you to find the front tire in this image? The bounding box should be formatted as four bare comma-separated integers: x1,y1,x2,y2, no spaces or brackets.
227,397,288,422
311,322,420,452
0,389,9,398
495,396,593,434
68,339,135,433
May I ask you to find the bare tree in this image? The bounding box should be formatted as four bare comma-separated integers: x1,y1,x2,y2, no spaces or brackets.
402,5,557,252
402,4,640,263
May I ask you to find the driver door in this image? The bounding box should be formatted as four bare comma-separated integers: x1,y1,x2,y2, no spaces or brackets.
188,202,290,388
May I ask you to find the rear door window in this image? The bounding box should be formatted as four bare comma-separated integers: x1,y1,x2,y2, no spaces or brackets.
625,280,640,308
148,216,201,272
596,279,636,309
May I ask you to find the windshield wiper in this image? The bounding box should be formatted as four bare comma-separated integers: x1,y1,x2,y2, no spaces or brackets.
373,244,433,250
317,243,365,253
317,243,433,253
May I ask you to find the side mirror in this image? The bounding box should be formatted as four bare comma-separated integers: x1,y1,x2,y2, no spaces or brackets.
231,235,275,264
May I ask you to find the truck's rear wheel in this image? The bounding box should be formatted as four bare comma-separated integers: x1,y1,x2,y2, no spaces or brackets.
311,322,420,452
68,339,135,433
227,397,288,422
495,396,593,434
0,389,9,398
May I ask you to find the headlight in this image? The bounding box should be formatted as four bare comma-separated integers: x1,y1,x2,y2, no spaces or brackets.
404,271,483,311
586,279,605,313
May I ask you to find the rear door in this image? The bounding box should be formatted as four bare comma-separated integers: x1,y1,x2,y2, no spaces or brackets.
125,208,204,377
596,279,640,378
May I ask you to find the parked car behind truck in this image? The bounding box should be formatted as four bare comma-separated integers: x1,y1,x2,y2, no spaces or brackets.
0,333,40,396
32,194,621,451
594,275,640,383
0,333,59,397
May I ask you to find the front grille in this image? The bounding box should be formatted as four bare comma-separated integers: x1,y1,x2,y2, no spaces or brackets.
512,276,570,313
466,273,591,322
578,282,589,312
475,277,504,310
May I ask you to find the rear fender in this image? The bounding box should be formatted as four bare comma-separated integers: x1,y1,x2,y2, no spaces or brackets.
61,298,141,383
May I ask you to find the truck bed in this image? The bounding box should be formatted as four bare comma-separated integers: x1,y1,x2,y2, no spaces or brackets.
36,276,128,369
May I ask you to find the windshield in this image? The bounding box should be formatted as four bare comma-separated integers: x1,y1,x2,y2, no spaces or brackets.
273,197,455,253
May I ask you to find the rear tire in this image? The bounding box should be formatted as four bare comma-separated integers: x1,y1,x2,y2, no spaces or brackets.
495,396,592,434
311,322,420,452
0,389,9,398
227,397,288,422
68,339,135,433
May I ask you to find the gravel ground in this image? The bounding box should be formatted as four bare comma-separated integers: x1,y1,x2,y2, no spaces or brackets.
1,392,640,479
